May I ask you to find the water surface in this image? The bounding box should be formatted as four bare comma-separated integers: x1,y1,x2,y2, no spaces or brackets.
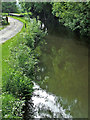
29,22,88,118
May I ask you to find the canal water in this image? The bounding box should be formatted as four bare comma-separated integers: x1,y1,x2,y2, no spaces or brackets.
28,21,88,118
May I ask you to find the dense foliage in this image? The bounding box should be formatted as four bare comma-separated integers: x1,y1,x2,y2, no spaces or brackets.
20,2,90,36
2,17,46,118
2,93,25,118
2,2,18,13
52,2,90,36
2,1,89,118
20,2,52,22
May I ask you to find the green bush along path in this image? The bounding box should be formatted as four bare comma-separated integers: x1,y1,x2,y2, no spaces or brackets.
2,16,46,118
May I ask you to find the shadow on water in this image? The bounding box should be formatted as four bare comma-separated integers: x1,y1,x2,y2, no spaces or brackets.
24,18,88,119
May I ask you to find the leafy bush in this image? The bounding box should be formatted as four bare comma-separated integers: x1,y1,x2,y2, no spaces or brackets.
3,69,34,97
3,43,36,97
2,93,25,119
2,18,46,98
25,18,46,48
2,17,46,119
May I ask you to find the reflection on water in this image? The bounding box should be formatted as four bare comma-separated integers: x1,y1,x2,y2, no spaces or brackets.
28,22,88,118
31,82,72,118
37,23,88,118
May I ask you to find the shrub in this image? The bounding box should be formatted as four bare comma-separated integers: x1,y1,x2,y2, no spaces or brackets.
2,17,46,119
3,44,35,97
25,18,46,48
2,18,46,98
2,93,25,118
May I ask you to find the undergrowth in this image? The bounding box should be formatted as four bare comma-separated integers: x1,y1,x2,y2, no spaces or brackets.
2,16,46,119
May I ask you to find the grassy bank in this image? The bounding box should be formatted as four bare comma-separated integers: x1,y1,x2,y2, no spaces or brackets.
2,15,45,118
2,16,26,119
2,16,25,80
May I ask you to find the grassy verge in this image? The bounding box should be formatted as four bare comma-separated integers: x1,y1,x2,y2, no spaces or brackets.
2,16,25,77
2,12,32,16
2,15,46,118
1,13,8,16
0,27,3,31
2,16,26,119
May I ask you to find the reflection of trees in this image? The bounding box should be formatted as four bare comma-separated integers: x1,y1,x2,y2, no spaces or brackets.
50,47,88,118
36,36,88,118
50,47,88,99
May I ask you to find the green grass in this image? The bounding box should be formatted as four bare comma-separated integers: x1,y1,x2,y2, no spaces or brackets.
0,27,3,31
2,12,32,16
2,16,31,118
2,16,26,80
1,14,46,118
1,16,26,119
1,13,46,119
1,13,8,16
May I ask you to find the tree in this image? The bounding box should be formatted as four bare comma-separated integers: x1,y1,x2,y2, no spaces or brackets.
52,2,90,36
20,2,52,22
2,2,18,13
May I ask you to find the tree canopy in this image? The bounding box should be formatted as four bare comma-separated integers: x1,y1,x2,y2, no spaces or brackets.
52,2,90,36
20,2,52,21
19,2,90,36
2,2,18,13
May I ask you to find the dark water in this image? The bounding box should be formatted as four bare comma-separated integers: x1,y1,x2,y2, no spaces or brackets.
28,21,88,118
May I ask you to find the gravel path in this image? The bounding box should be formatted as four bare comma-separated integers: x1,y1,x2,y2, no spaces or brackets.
0,17,23,44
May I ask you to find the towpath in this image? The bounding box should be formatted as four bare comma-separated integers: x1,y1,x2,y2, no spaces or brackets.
0,17,23,44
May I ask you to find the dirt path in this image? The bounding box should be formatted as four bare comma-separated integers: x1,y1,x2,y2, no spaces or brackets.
0,17,23,44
